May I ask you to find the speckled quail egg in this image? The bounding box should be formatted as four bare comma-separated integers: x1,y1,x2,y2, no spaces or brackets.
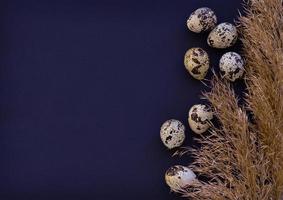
165,165,196,191
188,104,213,134
184,48,210,80
187,7,217,33
160,119,185,149
219,52,245,81
207,22,238,49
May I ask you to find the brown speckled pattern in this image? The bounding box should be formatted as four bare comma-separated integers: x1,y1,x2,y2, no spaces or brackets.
219,52,244,81
184,48,210,80
188,104,213,134
207,22,238,49
160,119,185,149
166,165,187,176
187,7,217,33
165,165,196,191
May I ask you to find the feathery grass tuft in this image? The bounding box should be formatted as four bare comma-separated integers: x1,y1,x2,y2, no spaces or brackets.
177,0,283,199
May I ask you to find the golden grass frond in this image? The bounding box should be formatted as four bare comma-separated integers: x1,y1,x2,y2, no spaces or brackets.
240,0,283,198
177,0,283,199
179,77,267,200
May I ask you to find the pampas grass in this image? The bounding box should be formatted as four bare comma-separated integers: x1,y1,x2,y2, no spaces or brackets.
240,0,283,198
177,0,283,199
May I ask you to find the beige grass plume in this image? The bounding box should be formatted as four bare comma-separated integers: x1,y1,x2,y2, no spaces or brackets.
177,0,283,199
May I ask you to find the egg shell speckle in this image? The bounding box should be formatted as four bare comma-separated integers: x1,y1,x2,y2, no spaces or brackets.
184,48,210,80
187,7,217,33
219,52,245,81
188,104,213,134
165,165,196,191
207,22,238,49
160,119,185,149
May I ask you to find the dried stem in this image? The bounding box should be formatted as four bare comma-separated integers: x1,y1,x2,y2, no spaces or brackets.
177,0,283,199
240,0,283,198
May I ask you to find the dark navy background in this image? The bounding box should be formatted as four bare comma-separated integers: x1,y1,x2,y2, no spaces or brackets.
0,0,242,199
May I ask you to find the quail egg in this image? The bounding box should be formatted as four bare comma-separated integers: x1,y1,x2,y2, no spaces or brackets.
219,52,244,81
184,47,210,80
188,104,213,134
207,22,238,49
165,165,196,191
160,119,185,149
187,7,217,33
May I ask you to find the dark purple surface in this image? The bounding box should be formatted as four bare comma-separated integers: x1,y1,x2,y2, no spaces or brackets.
0,0,242,199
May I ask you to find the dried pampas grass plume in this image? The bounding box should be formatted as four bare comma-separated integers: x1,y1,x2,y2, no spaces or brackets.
177,0,283,199
179,77,265,199
240,0,283,198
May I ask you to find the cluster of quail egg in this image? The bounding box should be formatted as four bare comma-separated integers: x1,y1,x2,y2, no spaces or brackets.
160,7,245,192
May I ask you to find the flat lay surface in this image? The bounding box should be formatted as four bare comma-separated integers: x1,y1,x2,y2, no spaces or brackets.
0,0,242,199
